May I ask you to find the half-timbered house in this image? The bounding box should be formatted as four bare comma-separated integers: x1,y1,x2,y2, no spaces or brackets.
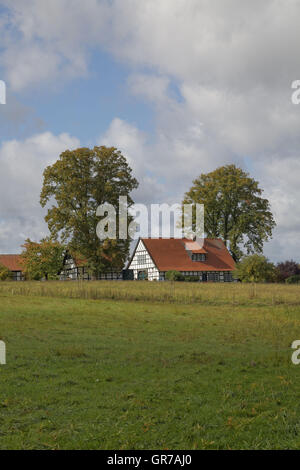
127,238,235,281
59,252,133,280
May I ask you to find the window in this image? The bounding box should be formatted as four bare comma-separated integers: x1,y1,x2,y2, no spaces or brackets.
224,272,232,282
208,272,220,282
192,253,206,261
12,271,22,281
137,254,147,265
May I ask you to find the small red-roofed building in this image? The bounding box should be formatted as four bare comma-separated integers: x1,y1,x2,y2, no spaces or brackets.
0,254,24,281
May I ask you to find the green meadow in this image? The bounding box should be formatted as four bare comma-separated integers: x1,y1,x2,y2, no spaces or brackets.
1,282,300,449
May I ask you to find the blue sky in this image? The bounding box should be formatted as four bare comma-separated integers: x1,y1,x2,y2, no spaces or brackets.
1,0,300,261
3,49,156,143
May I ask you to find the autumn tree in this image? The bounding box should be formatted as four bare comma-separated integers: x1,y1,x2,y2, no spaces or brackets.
20,238,65,280
183,164,275,262
40,146,138,274
234,254,276,283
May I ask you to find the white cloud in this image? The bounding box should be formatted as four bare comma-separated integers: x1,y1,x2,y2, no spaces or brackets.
128,74,170,104
99,117,165,204
254,156,300,261
108,0,300,92
0,132,79,253
2,0,300,95
0,0,110,90
100,118,147,177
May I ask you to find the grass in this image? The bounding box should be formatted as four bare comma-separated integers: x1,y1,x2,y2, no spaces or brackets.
0,282,300,449
0,280,300,306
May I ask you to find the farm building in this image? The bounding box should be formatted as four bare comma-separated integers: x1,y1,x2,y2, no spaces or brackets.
60,251,133,281
0,255,24,281
60,252,91,280
127,238,235,281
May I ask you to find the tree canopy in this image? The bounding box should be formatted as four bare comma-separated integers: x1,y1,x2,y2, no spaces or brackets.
20,238,65,280
234,254,276,283
183,164,276,262
40,146,139,274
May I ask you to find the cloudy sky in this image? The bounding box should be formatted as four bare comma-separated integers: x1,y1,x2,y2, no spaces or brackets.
0,0,300,261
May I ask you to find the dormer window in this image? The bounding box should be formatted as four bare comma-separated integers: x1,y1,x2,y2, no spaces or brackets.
192,253,206,262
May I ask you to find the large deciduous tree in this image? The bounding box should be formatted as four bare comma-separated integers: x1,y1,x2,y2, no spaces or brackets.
40,146,139,274
20,238,65,280
183,164,276,262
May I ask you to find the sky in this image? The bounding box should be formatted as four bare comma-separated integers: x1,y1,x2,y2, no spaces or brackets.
0,0,300,261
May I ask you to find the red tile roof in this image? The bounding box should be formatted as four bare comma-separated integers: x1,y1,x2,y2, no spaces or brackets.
141,238,235,272
0,255,23,272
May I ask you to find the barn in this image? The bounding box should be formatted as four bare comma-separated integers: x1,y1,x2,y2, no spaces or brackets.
60,252,92,280
59,251,133,280
127,238,235,281
0,255,24,281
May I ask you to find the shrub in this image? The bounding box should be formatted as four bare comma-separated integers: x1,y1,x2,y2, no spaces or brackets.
276,260,300,282
234,254,276,283
184,276,200,282
286,274,300,284
0,263,11,281
165,270,185,281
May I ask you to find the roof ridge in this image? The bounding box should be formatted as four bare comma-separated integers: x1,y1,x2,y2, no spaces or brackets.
0,254,21,256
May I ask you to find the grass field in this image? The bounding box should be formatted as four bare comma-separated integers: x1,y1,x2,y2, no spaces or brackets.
1,281,300,449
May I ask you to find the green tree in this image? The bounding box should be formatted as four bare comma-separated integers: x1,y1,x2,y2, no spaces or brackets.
286,274,300,284
234,254,276,283
0,263,11,281
40,146,139,275
183,164,276,262
165,270,185,281
20,238,65,280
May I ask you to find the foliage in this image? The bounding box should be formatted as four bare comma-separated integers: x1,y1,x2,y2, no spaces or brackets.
0,263,11,281
184,275,200,282
165,270,185,281
40,146,138,275
20,238,65,280
183,164,276,262
234,254,276,283
276,260,300,282
286,274,300,284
